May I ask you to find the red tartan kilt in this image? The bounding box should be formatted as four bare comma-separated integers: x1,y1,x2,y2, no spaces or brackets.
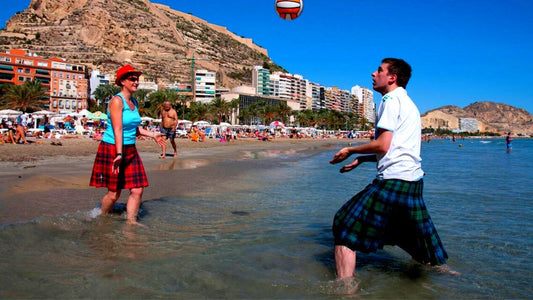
89,141,148,190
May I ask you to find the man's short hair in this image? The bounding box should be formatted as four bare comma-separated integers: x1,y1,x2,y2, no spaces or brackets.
382,58,412,88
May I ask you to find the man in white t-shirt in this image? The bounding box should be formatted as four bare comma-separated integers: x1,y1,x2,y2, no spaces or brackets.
329,58,457,284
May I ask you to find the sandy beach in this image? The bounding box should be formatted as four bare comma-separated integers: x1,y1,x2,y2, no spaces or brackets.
0,137,343,226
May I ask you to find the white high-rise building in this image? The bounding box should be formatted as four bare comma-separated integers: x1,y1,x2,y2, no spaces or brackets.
351,85,375,123
89,70,110,100
252,66,270,96
195,69,216,103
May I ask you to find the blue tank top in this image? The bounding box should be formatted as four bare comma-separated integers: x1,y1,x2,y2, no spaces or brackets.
102,93,141,145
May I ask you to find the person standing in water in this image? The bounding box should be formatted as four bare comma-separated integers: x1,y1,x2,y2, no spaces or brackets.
506,132,512,152
330,58,458,281
90,64,165,225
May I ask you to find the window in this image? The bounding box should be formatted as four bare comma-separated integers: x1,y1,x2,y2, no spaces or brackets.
18,68,23,73
18,76,24,81
54,72,57,77
53,90,57,96
52,100,57,108
72,101,76,108
37,61,47,67
60,72,63,78
24,69,30,73
66,73,70,79
59,100,63,108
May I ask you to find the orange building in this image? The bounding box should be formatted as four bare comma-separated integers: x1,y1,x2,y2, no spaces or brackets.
0,49,89,113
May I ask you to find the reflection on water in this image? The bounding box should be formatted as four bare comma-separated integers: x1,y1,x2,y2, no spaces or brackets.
0,140,532,298
156,158,209,171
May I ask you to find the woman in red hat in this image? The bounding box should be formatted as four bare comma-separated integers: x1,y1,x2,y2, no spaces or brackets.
90,64,165,225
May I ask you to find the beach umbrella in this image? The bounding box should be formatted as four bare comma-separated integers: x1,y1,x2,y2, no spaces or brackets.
0,109,22,116
193,120,210,127
270,121,285,128
219,122,232,127
87,111,108,120
141,116,154,122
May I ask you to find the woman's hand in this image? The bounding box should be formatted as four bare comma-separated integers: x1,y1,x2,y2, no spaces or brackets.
112,155,122,174
153,134,166,147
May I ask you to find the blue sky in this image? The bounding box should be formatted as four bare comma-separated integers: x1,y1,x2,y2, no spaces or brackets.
2,0,533,114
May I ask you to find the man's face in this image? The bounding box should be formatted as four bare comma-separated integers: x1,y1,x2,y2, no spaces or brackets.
163,103,171,110
372,63,392,95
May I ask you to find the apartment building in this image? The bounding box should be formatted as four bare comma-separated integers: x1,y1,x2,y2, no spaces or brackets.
0,49,88,113
195,69,216,103
89,69,110,101
252,66,270,96
351,85,375,123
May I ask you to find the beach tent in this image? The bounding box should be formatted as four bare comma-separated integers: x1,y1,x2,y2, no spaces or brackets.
0,109,22,116
178,119,192,129
78,109,91,117
33,110,55,116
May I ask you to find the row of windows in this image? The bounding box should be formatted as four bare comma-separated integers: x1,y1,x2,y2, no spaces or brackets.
51,100,83,109
53,72,84,80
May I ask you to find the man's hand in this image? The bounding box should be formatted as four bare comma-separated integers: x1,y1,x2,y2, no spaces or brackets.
339,158,361,173
330,147,352,165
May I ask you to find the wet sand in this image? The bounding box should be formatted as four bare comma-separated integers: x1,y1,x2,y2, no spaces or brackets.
0,137,344,226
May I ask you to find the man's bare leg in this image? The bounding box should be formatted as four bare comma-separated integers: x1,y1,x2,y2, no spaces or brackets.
160,137,167,159
170,139,178,157
335,245,356,279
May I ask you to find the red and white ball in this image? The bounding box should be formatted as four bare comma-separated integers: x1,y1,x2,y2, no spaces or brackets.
275,0,304,20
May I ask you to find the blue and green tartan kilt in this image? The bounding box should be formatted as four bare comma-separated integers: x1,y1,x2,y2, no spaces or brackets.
333,178,448,265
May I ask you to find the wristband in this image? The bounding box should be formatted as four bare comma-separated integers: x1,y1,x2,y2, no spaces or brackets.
115,153,122,158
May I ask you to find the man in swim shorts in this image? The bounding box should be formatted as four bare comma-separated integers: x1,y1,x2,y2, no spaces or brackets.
159,101,178,158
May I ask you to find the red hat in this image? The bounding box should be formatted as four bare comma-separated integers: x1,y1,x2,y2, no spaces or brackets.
115,64,142,86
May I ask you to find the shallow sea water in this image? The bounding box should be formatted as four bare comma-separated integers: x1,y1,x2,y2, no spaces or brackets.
0,138,532,298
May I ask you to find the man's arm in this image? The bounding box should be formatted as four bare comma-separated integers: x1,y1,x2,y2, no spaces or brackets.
330,128,392,164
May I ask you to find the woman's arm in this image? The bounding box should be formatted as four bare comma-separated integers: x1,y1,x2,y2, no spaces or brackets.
108,96,124,174
138,126,166,147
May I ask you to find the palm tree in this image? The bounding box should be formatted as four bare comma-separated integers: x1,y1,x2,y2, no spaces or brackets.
209,97,230,124
133,89,151,116
0,80,48,113
176,94,190,120
189,101,210,121
93,84,120,112
276,102,292,125
145,89,179,118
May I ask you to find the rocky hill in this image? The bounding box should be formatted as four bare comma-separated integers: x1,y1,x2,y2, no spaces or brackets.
421,102,533,135
0,0,282,87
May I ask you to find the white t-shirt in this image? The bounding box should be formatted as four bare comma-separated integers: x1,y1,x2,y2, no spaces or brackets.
375,87,424,181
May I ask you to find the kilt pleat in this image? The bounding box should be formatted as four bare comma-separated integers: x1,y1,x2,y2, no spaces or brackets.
333,178,448,265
